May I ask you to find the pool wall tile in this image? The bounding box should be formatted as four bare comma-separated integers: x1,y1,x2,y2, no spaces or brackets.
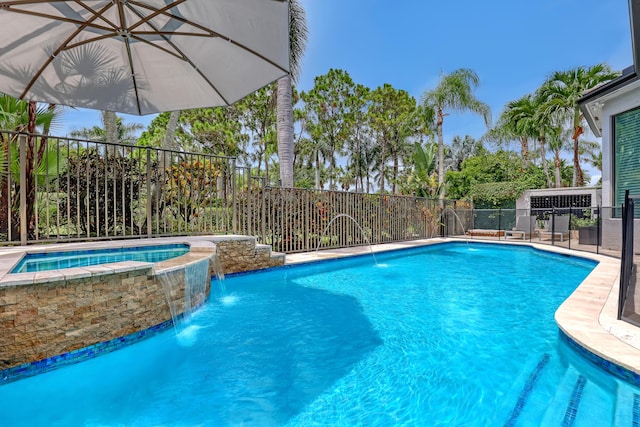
560,332,640,388
562,375,586,426
0,319,174,385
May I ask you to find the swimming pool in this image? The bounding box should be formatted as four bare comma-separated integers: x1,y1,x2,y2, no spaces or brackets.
10,244,190,273
0,242,638,426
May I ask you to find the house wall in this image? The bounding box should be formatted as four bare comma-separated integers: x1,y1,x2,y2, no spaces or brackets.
600,87,640,207
594,84,640,251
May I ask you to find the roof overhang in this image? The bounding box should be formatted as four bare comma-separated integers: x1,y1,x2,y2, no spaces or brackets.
578,0,640,137
630,0,640,72
578,66,640,137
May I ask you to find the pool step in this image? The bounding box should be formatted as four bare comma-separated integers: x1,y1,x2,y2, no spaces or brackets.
502,360,640,426
539,367,586,426
212,237,285,274
613,386,637,426
501,354,551,426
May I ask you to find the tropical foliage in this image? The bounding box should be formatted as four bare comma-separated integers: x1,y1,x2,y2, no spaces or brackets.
1,56,618,215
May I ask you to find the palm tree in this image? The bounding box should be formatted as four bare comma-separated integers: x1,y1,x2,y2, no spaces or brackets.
276,0,308,187
495,95,538,167
0,95,61,238
421,69,491,199
547,127,571,188
410,141,441,198
584,145,602,185
540,64,618,186
70,114,143,145
532,90,554,188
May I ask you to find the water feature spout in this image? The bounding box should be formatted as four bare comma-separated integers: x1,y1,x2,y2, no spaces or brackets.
157,257,210,336
441,208,468,242
316,213,379,265
211,253,227,298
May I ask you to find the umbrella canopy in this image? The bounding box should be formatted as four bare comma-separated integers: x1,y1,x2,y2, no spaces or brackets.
0,0,290,115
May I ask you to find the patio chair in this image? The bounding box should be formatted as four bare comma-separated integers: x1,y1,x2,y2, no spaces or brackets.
504,216,535,240
538,216,570,242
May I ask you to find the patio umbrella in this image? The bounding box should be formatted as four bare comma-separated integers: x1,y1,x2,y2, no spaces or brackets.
0,0,290,115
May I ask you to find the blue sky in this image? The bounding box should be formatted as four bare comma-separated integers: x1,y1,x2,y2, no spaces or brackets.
62,0,633,181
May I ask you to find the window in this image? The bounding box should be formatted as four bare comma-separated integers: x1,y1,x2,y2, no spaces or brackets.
614,107,640,207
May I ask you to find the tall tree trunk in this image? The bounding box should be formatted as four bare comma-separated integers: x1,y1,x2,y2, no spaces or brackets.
521,136,529,168
572,110,584,186
23,101,37,237
103,110,118,155
277,76,294,187
314,150,321,189
164,111,180,150
539,136,551,188
436,107,445,200
392,155,399,194
379,149,386,194
330,155,337,190
554,151,562,188
0,134,9,234
152,110,181,217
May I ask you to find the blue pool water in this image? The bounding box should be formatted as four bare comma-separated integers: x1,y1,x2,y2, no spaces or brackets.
10,244,190,273
1,242,639,426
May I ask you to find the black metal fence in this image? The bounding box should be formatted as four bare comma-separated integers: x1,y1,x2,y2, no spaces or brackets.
0,131,237,244
619,190,640,326
440,207,608,253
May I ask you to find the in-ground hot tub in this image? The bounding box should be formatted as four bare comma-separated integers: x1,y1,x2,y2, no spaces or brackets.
10,244,190,273
0,238,217,380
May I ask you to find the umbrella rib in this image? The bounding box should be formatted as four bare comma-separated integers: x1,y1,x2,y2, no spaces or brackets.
128,35,187,60
127,0,188,32
125,1,231,105
133,31,212,37
129,0,289,74
19,1,115,100
114,0,142,115
0,5,114,33
74,0,120,30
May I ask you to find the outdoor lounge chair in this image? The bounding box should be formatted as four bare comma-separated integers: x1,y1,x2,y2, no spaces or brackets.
504,216,535,240
538,216,570,242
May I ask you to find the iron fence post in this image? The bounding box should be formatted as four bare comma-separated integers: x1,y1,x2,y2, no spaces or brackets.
261,178,266,244
619,190,630,320
231,158,237,234
568,205,572,250
551,207,556,245
146,149,152,237
19,134,27,245
597,205,601,254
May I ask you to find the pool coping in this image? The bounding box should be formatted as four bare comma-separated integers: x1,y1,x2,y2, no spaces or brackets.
287,238,640,384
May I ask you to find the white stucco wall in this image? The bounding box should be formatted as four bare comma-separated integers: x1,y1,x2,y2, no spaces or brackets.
600,82,640,207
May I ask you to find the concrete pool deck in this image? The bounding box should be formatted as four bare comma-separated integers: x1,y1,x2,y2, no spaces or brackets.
286,238,640,380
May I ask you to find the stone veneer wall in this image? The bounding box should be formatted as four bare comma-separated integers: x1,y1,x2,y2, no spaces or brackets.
0,267,166,370
214,238,284,274
0,236,284,373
